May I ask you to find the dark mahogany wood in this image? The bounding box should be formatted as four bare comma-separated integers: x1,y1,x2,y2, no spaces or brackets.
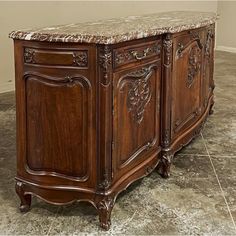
13,24,215,230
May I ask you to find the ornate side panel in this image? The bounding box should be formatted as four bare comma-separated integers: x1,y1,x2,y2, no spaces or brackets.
202,24,215,110
171,29,205,139
112,62,161,180
14,40,97,188
97,45,113,191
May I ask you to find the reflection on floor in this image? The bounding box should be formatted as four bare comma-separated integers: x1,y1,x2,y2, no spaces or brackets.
0,51,235,235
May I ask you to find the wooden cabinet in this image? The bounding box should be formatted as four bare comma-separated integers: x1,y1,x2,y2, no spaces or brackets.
12,25,215,230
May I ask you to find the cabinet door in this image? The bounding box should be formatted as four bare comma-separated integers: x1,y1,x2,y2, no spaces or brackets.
23,71,96,186
171,31,204,139
112,62,160,180
202,25,215,109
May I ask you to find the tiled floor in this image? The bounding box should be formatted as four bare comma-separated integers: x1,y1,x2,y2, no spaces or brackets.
0,51,235,235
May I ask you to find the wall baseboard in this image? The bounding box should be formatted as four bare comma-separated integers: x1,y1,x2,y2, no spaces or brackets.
216,46,236,53
0,82,15,94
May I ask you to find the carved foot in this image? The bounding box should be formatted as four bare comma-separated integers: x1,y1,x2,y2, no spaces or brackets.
15,181,31,213
96,196,114,230
157,153,173,178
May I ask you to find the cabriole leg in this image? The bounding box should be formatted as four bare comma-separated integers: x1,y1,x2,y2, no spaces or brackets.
157,152,173,178
96,196,114,230
15,181,31,212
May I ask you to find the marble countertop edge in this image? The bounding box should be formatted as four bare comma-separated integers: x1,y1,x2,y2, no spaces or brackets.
9,11,218,45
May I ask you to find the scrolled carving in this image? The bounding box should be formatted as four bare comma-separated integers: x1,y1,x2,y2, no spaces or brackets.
24,48,35,64
99,45,112,86
73,51,88,67
187,45,201,88
119,65,155,124
97,197,114,211
97,196,114,230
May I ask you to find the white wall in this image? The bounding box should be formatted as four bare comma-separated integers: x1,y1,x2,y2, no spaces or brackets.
216,1,236,53
0,1,218,93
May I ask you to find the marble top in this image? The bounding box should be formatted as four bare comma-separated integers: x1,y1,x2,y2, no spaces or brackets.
9,11,218,44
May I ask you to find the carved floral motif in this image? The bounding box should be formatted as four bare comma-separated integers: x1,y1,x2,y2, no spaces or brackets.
119,66,154,124
187,45,201,88
24,48,35,64
99,45,112,86
73,51,88,67
163,35,173,66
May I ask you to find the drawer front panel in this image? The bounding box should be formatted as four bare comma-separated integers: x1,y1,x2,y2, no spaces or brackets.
113,40,161,68
24,47,88,68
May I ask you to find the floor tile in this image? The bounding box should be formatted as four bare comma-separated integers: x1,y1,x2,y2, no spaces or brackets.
177,134,207,155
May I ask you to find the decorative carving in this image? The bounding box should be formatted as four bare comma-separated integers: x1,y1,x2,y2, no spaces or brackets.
73,51,88,67
99,45,112,86
163,35,173,66
205,29,214,60
98,171,111,190
119,65,154,124
97,197,114,230
157,152,173,179
187,45,201,88
114,43,161,66
176,43,184,58
162,129,170,147
24,48,35,63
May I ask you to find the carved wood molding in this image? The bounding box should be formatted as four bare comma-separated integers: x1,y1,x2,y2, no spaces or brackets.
98,45,112,86
187,45,201,88
118,65,155,124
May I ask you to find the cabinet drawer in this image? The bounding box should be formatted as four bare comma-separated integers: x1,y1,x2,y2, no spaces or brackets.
113,40,161,68
23,47,88,68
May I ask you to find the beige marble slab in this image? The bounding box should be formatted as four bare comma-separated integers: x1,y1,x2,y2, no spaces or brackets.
9,11,218,44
